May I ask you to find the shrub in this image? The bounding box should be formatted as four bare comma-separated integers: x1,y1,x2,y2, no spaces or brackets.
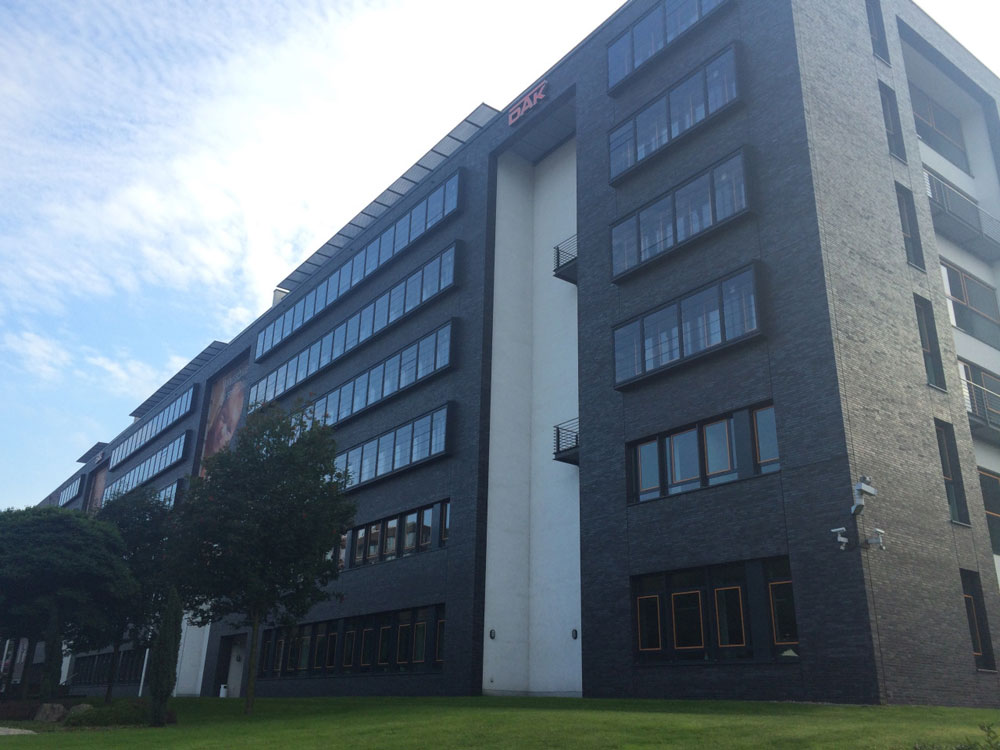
64,698,175,727
0,701,41,721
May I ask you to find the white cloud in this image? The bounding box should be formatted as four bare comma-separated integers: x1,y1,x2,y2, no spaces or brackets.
1,331,73,381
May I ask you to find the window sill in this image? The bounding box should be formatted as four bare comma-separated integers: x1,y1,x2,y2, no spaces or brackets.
612,209,752,284
926,382,947,393
609,99,743,187
976,668,998,674
907,261,926,273
607,0,733,97
890,152,908,166
616,329,762,391
950,519,973,528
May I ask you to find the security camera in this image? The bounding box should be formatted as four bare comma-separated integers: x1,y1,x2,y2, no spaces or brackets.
831,527,849,550
852,478,877,515
866,528,886,551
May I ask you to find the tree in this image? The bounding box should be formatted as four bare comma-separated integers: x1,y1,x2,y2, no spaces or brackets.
0,507,136,699
172,403,353,715
147,586,182,727
75,487,173,703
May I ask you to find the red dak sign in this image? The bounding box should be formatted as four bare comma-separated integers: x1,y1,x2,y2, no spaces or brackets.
508,81,548,126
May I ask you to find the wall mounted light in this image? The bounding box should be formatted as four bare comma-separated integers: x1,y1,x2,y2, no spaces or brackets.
852,476,877,515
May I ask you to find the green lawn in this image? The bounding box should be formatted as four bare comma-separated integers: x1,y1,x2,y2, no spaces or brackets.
1,696,998,749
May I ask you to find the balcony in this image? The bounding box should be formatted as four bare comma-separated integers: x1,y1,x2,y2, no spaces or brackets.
553,418,579,465
553,234,578,284
962,377,1000,446
924,171,1000,261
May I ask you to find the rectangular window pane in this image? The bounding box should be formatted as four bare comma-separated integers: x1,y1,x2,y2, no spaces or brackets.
669,70,706,139
422,257,441,300
353,528,366,565
614,321,642,383
636,98,668,161
345,315,360,351
326,271,340,305
639,195,674,261
706,49,737,113
674,174,712,242
319,332,333,368
373,294,389,334
643,305,680,372
666,0,698,42
383,355,400,397
722,270,756,339
353,373,369,413
360,439,378,483
704,419,735,482
608,32,632,88
431,408,447,455
304,290,317,322
351,251,365,286
308,341,322,376
381,226,396,265
610,123,635,178
411,201,427,239
412,416,432,462
384,518,398,559
412,622,426,663
612,218,639,276
377,433,394,476
368,363,384,404
418,334,436,378
637,440,661,501
754,407,780,470
444,174,459,215
339,261,352,296
436,325,451,368
339,382,354,421
365,240,379,276
769,581,799,644
395,424,413,468
682,286,722,356
670,428,700,491
632,5,664,68
404,512,418,552
672,591,704,649
388,283,405,322
419,507,433,549
358,304,374,343
399,344,418,388
713,156,746,222
395,215,410,253
405,271,422,313
332,325,346,360
426,187,444,227
715,587,746,647
440,247,455,287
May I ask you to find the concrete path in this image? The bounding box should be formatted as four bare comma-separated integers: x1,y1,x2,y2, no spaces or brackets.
0,727,35,735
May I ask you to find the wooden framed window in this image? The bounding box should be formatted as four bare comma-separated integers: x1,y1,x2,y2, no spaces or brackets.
636,440,661,501
703,418,735,484
367,521,381,563
326,632,338,669
360,629,374,666
404,512,418,553
383,518,398,560
671,591,704,650
714,586,746,647
412,622,427,664
273,638,285,674
669,428,700,493
440,501,450,544
435,620,445,662
936,420,970,524
419,507,433,549
342,630,356,667
297,634,311,670
753,406,780,473
353,527,365,566
397,624,412,664
313,625,326,669
377,626,392,666
768,581,799,645
636,595,662,651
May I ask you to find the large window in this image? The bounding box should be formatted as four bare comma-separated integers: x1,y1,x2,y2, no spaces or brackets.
936,420,970,524
865,0,890,62
610,47,738,179
914,296,946,389
58,476,83,506
978,469,1000,555
612,153,747,276
346,501,448,567
910,85,970,173
896,184,924,269
103,432,187,503
110,386,195,468
250,247,456,409
259,604,445,677
942,262,1000,350
633,556,797,663
629,403,778,503
255,174,460,360
335,406,449,490
614,268,757,384
295,322,452,430
880,83,906,162
961,570,995,670
607,0,728,89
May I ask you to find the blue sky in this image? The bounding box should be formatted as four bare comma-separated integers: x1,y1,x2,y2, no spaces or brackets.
0,0,996,511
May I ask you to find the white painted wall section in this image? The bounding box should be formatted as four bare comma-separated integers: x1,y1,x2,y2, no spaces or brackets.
483,138,581,696
173,618,211,696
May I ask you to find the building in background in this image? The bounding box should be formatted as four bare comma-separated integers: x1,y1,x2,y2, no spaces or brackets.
15,0,1000,706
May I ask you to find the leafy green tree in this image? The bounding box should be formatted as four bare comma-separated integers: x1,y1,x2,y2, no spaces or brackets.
147,586,182,727
172,403,353,715
0,506,136,699
72,487,173,703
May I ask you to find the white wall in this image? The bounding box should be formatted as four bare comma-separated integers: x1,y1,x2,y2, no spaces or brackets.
173,618,211,697
482,138,581,696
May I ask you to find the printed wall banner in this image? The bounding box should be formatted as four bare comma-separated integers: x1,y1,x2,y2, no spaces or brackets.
201,359,250,471
88,466,107,512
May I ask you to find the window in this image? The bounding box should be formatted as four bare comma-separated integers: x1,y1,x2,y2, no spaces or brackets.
338,407,448,490
612,153,747,276
345,501,448,567
936,420,970,524
879,83,906,161
978,470,1000,555
962,361,1000,429
342,630,356,667
910,84,970,173
250,249,456,409
110,386,195,468
671,591,704,649
915,296,946,389
254,174,461,360
865,0,890,62
103,433,187,503
608,0,728,89
58,476,83,506
896,184,924,269
942,262,1000,350
961,569,995,670
615,268,757,383
630,403,778,502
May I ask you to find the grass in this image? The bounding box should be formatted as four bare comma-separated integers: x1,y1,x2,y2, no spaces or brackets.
0,696,997,749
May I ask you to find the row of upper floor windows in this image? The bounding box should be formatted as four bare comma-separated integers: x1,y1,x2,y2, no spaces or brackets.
255,174,459,361
102,432,187,504
248,246,455,410
109,386,194,469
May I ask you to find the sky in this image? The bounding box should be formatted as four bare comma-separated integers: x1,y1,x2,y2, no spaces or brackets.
0,0,997,511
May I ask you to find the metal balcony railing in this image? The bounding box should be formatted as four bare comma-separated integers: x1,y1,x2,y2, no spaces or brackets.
553,418,580,463
553,234,579,283
962,378,1000,431
925,171,1000,259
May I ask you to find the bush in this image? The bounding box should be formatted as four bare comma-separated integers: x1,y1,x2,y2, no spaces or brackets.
913,723,1000,750
0,700,41,721
64,698,175,727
